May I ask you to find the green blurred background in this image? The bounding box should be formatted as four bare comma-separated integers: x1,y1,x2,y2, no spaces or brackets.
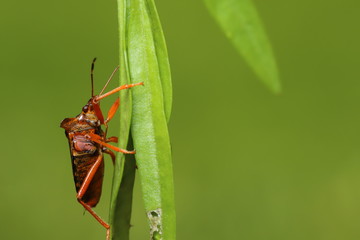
1,0,360,239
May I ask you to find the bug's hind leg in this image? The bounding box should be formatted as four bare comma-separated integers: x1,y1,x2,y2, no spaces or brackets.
76,154,110,240
78,201,110,240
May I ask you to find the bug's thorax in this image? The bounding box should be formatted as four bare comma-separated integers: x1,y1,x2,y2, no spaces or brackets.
60,97,105,139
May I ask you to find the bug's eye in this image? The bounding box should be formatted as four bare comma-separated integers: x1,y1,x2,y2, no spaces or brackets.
82,105,89,112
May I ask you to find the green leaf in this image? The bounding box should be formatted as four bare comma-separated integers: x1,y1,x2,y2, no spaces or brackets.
204,0,281,93
127,0,176,239
110,0,175,239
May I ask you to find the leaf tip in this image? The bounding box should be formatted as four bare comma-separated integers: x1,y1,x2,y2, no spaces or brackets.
258,65,281,94
268,77,281,94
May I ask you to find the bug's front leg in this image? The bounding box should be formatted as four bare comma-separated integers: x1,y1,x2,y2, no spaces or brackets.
104,98,120,126
102,97,120,137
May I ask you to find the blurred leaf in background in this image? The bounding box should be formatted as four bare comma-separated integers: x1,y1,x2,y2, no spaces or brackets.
204,0,281,93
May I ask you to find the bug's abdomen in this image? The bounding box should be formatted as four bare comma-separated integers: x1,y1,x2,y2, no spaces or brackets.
72,154,104,207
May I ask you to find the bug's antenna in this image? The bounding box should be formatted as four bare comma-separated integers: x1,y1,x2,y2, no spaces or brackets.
99,65,120,96
91,58,97,97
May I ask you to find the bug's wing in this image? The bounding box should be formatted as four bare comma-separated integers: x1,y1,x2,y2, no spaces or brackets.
72,153,105,208
60,118,76,130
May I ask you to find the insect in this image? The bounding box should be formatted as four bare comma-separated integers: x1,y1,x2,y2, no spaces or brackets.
60,58,143,240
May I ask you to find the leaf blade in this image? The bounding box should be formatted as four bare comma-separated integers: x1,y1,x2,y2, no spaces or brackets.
146,0,173,122
127,0,176,239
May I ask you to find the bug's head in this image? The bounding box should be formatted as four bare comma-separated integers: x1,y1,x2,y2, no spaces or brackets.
78,98,103,127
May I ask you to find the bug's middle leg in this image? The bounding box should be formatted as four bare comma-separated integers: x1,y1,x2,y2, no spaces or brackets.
86,133,135,154
103,149,116,165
